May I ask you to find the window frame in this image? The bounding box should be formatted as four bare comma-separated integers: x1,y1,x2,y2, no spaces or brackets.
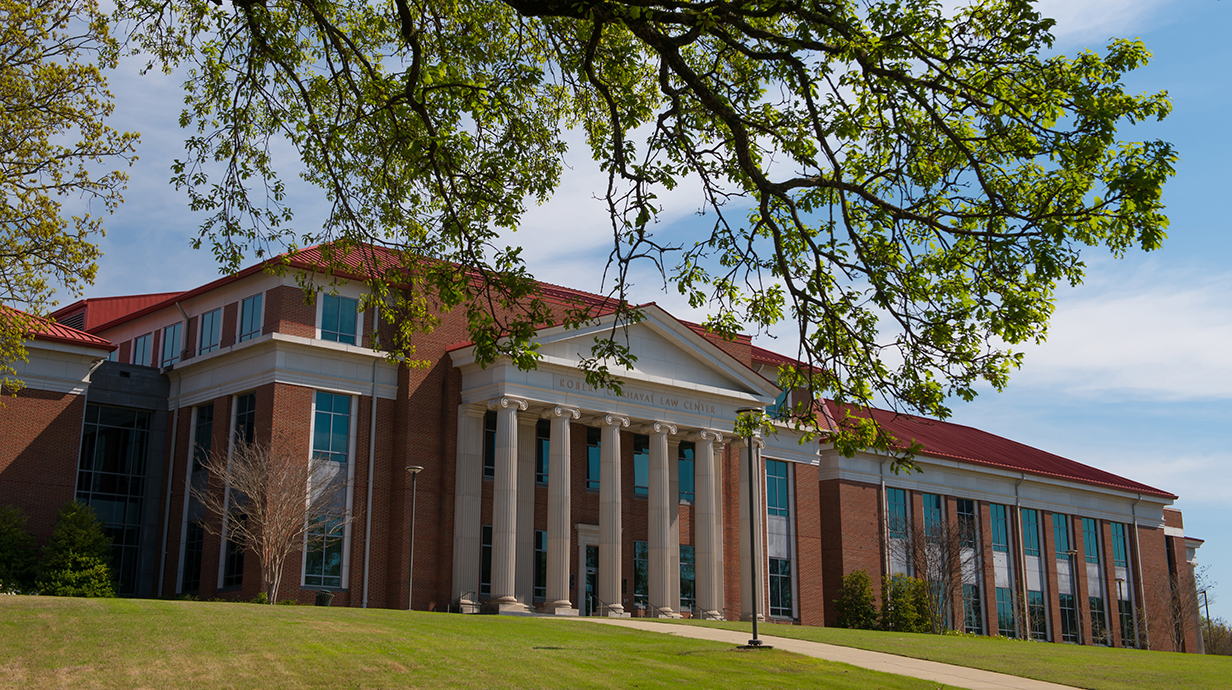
318,293,360,345
132,332,152,366
161,322,182,367
766,459,790,517
198,307,222,355
238,293,263,343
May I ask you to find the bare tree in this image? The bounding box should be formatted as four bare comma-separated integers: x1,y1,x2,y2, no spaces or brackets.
193,436,349,604
885,515,977,634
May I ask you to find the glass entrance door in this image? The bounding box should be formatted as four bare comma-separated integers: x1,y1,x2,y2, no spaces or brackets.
584,545,599,616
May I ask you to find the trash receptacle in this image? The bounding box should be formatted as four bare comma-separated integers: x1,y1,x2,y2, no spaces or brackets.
315,590,335,607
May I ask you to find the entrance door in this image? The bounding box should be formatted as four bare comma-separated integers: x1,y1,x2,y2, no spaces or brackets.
584,545,599,616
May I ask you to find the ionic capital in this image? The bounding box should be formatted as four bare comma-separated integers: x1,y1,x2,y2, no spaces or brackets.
488,396,529,412
542,405,582,420
693,429,724,444
600,413,630,428
637,421,677,436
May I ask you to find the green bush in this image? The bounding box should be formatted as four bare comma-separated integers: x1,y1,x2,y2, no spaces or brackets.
834,569,879,630
881,574,930,633
0,505,38,592
38,552,115,597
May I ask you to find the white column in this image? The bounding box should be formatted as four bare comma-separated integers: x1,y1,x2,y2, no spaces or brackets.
452,404,486,612
515,414,536,604
545,405,580,614
739,436,766,622
693,430,723,619
488,396,527,609
647,422,678,618
668,438,681,615
599,413,629,616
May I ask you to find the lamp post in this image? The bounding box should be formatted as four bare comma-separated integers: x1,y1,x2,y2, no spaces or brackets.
1116,577,1126,647
734,408,769,649
406,465,423,611
1200,589,1211,650
1066,549,1082,644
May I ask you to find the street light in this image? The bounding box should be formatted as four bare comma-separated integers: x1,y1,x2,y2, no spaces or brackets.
1066,549,1082,644
1200,588,1211,650
734,408,770,650
406,465,423,611
1116,577,1128,648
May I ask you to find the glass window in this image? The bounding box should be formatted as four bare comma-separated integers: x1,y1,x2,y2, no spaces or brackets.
1028,590,1048,640
132,333,152,366
996,587,1016,637
106,349,117,362
963,584,983,634
586,427,601,491
534,530,547,600
678,443,695,502
922,493,942,538
483,411,496,479
304,516,344,587
535,419,550,484
633,435,649,497
957,498,976,548
320,293,358,344
887,487,907,539
991,504,1009,553
480,525,492,597
1090,596,1108,645
1119,599,1135,648
1022,508,1040,558
313,391,351,464
1083,518,1101,564
1111,523,1129,568
161,322,182,366
680,545,695,612
181,521,205,593
766,460,789,516
1053,513,1071,556
1059,593,1079,642
192,404,214,473
769,557,792,618
235,393,256,445
238,293,263,342
633,540,648,607
767,389,789,420
77,404,151,595
199,308,222,354
223,515,245,588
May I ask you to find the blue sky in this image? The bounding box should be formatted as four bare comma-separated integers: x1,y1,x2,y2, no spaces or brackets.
80,0,1228,622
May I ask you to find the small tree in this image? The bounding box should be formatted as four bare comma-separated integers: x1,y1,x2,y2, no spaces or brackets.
193,436,349,604
881,574,929,634
36,501,114,596
0,505,38,591
884,514,978,634
834,570,879,630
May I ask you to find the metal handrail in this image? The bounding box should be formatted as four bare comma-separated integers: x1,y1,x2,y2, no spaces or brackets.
450,590,477,614
587,594,619,617
644,600,678,619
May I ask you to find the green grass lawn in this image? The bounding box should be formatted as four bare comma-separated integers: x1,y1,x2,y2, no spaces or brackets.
0,597,959,690
668,619,1232,690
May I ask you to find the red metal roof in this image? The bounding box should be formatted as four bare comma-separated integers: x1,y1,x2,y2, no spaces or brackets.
51,292,185,331
4,307,115,351
826,402,1175,499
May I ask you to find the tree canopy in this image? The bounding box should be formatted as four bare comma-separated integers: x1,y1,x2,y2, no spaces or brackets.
0,0,138,391
117,0,1174,454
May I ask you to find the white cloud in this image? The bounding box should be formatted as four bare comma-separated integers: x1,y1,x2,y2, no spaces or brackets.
1033,0,1178,46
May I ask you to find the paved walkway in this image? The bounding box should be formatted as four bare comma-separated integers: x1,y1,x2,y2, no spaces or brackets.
567,618,1076,690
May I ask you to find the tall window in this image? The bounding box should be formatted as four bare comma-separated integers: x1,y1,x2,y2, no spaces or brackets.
534,530,547,600
192,404,214,473
769,558,792,618
480,525,492,597
1028,591,1047,640
1059,593,1079,643
1083,518,1101,564
238,293,263,342
198,308,221,354
235,392,256,445
161,322,182,366
483,411,496,479
320,293,358,344
1111,523,1129,568
1053,512,1071,554
767,389,790,419
222,516,245,588
678,442,695,502
132,332,152,366
956,498,976,548
1022,508,1041,557
305,391,351,588
633,540,648,608
680,545,695,612
1120,599,1135,648
586,427,601,491
963,584,983,634
633,435,649,497
766,460,789,516
181,521,205,593
922,493,942,538
77,405,151,595
535,419,550,484
886,487,907,539
996,587,1016,637
990,504,1009,553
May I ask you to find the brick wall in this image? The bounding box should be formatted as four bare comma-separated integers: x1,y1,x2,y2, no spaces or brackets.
0,388,86,543
264,285,316,338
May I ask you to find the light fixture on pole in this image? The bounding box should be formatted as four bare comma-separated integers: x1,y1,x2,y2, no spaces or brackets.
1066,549,1081,643
406,465,424,611
734,407,771,650
1116,577,1127,648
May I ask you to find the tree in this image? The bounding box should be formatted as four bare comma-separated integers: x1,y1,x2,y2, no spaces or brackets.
0,0,139,392
36,500,115,595
192,436,349,604
118,0,1174,455
0,505,38,591
884,510,978,634
833,569,878,630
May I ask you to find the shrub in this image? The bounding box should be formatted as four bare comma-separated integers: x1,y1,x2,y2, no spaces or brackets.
38,552,115,597
834,570,879,630
0,505,38,592
881,574,930,633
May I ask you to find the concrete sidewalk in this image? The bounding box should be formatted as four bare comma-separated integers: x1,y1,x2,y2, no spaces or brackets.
567,618,1076,690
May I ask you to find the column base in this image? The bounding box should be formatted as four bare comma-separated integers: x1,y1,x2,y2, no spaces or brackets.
651,608,681,619
697,609,724,621
543,606,579,616
455,599,481,615
482,600,535,615
739,613,766,622
603,605,630,618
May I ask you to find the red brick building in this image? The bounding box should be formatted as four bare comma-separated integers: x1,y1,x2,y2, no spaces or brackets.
0,246,1205,652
